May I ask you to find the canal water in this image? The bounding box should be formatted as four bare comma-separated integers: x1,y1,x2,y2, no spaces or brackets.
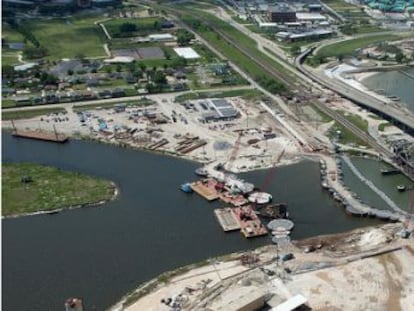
2,134,380,311
342,156,413,212
361,67,414,113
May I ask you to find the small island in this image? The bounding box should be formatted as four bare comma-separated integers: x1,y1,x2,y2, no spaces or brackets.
2,162,117,217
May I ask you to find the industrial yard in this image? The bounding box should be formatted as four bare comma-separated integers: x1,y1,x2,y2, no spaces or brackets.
3,92,302,171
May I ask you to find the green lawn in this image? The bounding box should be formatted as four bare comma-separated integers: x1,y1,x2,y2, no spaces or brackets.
174,88,262,103
1,54,20,66
1,99,17,108
329,123,368,147
103,17,164,38
2,162,115,216
311,104,334,123
178,12,290,93
20,15,106,60
341,111,368,133
378,122,392,131
2,24,25,42
316,34,399,59
2,108,67,120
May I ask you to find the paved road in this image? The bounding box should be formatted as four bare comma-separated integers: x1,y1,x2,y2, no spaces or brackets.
296,48,414,134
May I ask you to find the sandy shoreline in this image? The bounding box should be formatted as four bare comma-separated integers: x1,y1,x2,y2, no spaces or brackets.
109,223,414,311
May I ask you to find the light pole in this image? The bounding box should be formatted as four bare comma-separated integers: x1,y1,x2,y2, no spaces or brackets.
212,259,222,281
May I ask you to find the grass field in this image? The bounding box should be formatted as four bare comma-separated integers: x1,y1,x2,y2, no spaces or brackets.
316,34,399,59
2,24,25,42
340,111,369,133
177,10,292,92
378,122,392,131
1,99,17,108
2,107,67,120
328,122,369,147
20,15,106,60
2,162,115,216
174,88,262,102
1,54,19,66
103,17,163,37
322,0,370,21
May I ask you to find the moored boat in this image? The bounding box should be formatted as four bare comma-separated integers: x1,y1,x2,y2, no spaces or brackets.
397,185,406,192
180,182,193,193
194,167,208,177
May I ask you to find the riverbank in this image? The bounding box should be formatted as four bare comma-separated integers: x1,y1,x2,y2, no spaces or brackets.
110,222,414,311
1,162,118,218
1,131,385,311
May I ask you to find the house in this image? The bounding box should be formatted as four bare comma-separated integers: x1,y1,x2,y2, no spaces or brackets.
111,88,125,98
86,78,100,87
98,89,112,98
124,74,136,84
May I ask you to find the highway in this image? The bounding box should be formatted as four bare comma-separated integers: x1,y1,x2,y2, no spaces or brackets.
296,48,414,135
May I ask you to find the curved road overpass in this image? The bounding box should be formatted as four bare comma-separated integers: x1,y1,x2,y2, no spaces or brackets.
296,48,414,135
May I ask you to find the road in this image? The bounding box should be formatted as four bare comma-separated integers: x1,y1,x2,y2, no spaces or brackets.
173,5,401,158
296,48,414,134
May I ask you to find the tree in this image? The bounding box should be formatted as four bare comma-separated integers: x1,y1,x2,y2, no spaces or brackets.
153,21,161,30
67,69,74,75
2,65,15,78
23,46,48,59
153,70,167,84
176,29,195,47
290,45,301,56
139,63,146,72
119,22,137,33
116,64,123,72
171,57,187,69
395,52,404,64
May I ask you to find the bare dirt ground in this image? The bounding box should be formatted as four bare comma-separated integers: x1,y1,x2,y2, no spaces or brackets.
3,94,303,172
111,223,414,311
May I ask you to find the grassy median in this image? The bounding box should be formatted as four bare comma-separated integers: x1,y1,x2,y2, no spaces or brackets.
2,162,116,216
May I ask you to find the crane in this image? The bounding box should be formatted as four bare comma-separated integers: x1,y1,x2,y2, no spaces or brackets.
225,131,243,172
259,148,285,192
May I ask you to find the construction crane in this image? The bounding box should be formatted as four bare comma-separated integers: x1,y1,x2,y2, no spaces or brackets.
259,148,285,192
225,131,243,172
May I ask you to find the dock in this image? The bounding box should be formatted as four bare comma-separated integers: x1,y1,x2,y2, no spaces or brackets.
214,208,241,231
12,130,69,143
190,179,219,201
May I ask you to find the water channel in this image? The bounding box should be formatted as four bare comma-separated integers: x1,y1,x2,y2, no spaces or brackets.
2,133,381,311
361,67,414,113
342,156,413,212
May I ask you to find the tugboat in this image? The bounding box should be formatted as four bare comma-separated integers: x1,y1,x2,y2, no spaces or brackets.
180,182,193,193
397,185,406,192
